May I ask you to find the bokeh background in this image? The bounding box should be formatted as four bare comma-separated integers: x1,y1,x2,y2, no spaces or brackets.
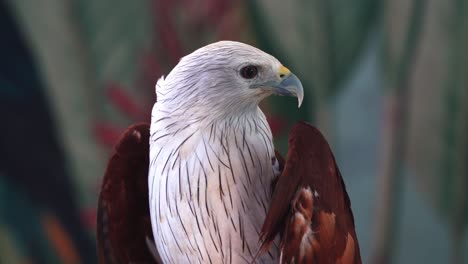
1,0,467,263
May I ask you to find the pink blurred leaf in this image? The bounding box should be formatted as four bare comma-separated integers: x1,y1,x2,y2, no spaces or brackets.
106,82,147,120
152,0,183,64
93,122,124,147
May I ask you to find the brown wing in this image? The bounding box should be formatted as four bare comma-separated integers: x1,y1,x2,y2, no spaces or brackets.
261,121,361,264
97,123,159,264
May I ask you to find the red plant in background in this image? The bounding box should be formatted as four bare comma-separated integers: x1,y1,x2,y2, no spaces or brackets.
93,0,234,149
93,81,154,147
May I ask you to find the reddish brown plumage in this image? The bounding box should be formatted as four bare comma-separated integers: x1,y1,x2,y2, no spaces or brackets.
96,121,361,263
97,123,157,264
260,121,361,263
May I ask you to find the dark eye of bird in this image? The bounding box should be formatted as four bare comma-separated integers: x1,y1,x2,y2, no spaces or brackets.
240,65,258,79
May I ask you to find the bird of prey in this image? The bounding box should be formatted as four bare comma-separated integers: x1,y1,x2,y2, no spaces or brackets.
97,41,361,263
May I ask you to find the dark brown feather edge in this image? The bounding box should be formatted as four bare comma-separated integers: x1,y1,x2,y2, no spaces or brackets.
260,121,361,263
97,123,159,264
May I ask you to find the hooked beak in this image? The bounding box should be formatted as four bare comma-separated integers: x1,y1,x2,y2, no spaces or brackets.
273,71,304,108
255,65,304,108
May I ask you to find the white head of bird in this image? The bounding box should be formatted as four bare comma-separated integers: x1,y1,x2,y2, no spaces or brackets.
155,41,303,121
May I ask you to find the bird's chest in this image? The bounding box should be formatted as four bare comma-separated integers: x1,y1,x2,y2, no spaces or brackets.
149,124,279,263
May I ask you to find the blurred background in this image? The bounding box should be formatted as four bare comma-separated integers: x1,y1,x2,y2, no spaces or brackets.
0,0,467,263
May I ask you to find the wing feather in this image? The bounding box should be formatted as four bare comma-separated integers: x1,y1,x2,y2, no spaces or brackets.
97,123,160,264
261,121,361,263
